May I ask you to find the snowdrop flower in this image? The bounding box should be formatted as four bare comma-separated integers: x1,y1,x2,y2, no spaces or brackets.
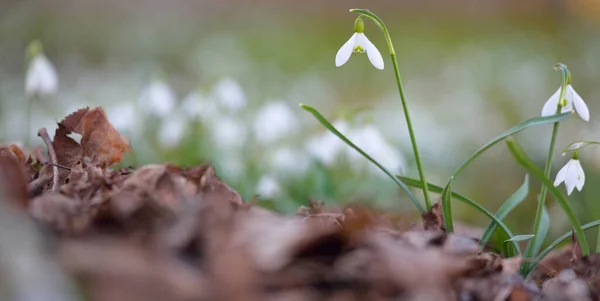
253,101,297,144
212,77,247,111
181,91,221,122
304,120,350,166
335,17,384,70
157,113,188,148
541,84,589,121
554,155,585,195
25,41,58,96
256,175,282,199
137,79,176,117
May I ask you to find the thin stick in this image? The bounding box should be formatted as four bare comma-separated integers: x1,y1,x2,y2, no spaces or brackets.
37,128,59,192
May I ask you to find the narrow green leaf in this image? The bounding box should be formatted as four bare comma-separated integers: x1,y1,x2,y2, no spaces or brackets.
480,174,529,246
300,104,425,213
397,175,521,254
503,235,535,258
505,138,589,256
439,112,570,236
450,113,571,180
507,234,536,242
528,220,600,275
562,140,600,154
441,178,454,232
533,206,551,256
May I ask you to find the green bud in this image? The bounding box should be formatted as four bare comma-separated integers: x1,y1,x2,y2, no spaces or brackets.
354,17,364,33
26,40,43,60
573,150,579,160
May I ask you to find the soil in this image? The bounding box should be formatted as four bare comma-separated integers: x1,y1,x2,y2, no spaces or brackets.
0,106,598,301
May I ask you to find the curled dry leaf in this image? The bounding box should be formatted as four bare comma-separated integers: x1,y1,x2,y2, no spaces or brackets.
54,106,131,169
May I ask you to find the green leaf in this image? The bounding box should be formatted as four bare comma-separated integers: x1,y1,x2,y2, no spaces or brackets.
480,175,529,246
440,112,571,233
441,178,454,232
533,206,551,256
562,140,600,154
528,220,600,275
450,113,571,180
300,104,425,213
397,175,521,255
503,234,535,258
505,138,589,256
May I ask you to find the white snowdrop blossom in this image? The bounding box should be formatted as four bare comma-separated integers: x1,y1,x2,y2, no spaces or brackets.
554,158,585,195
335,17,384,70
253,101,298,144
541,84,589,121
304,120,350,166
138,79,177,117
212,77,247,111
346,125,405,175
157,113,188,148
26,53,58,96
256,175,282,199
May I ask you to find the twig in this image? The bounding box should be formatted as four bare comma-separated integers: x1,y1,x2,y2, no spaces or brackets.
37,128,59,192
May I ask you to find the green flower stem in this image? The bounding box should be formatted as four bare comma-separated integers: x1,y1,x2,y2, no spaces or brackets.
523,64,570,272
350,8,432,210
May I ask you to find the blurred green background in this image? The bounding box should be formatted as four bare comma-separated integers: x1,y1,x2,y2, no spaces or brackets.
2,0,600,242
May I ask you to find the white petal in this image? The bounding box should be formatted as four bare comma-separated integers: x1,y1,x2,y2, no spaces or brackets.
26,54,58,96
568,85,589,121
335,33,357,67
564,160,580,195
574,159,585,191
360,34,384,70
554,161,569,186
541,87,561,116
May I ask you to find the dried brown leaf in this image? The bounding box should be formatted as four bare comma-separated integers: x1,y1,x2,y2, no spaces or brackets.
421,200,445,231
79,107,131,168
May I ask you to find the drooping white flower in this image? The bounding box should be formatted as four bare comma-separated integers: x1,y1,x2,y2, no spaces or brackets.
541,84,589,121
25,53,58,96
554,158,585,195
253,101,297,144
212,77,247,111
137,79,177,117
256,175,282,199
335,17,384,70
304,120,350,166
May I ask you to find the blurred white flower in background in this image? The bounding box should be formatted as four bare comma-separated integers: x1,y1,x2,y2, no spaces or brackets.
210,116,247,150
346,125,405,175
137,79,176,117
270,147,310,175
211,77,247,112
107,102,137,133
157,112,188,148
253,101,297,144
181,91,221,122
25,42,58,97
304,120,349,166
256,175,282,199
